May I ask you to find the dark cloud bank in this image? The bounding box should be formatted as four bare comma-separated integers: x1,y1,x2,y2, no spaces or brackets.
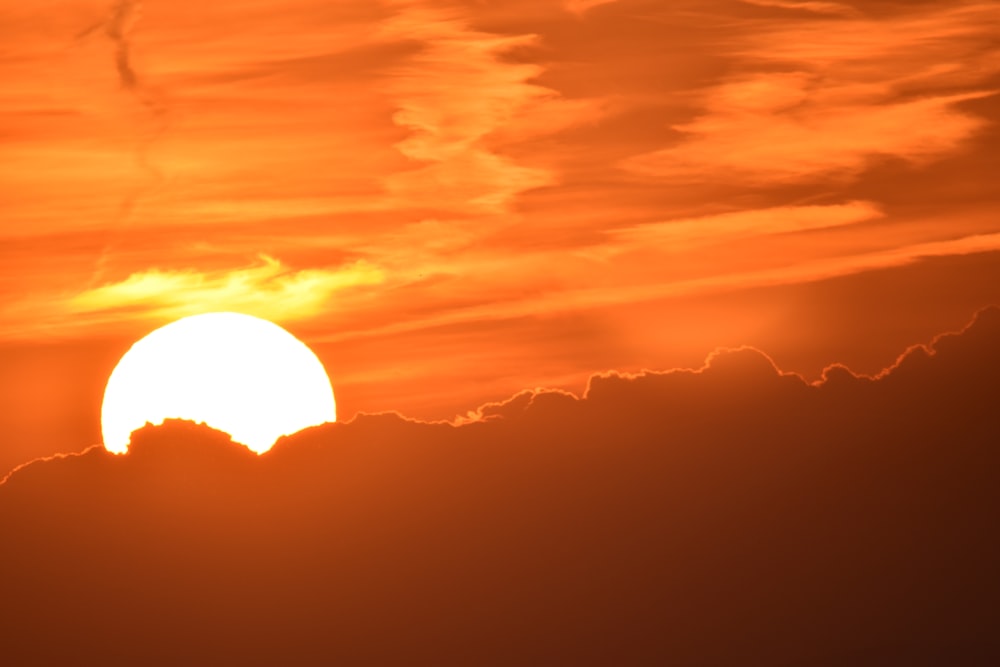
2,308,999,666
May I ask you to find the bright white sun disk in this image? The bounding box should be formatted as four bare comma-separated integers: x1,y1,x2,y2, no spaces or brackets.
101,312,336,454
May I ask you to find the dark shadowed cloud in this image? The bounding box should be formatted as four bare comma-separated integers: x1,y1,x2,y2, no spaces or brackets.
1,308,998,665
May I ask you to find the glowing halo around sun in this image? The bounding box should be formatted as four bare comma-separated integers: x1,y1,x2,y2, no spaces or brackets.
101,312,336,454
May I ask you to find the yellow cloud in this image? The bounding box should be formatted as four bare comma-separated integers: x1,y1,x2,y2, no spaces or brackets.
71,255,384,323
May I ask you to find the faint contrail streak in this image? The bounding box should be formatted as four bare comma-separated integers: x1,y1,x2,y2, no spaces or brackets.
78,1,146,95
77,0,169,287
108,0,140,89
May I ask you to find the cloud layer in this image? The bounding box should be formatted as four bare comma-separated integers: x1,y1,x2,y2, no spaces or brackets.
2,307,998,664
3,0,999,345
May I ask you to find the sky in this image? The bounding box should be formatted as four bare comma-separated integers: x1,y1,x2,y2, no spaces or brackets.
2,2,1000,661
2,0,1000,472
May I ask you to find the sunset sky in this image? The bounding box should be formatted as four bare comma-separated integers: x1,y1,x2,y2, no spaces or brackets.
2,3,1000,662
2,0,999,473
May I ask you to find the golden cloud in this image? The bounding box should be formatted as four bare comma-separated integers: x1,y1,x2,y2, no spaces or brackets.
71,255,384,323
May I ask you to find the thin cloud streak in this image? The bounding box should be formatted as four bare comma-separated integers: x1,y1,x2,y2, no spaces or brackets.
71,255,384,325
739,0,860,17
563,0,620,15
604,201,883,254
311,232,1000,347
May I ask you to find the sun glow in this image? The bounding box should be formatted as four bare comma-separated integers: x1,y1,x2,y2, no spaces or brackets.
101,312,336,454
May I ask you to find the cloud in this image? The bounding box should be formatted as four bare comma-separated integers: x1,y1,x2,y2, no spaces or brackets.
304,230,1000,351
605,200,883,254
3,0,997,362
378,0,556,212
624,73,992,184
740,0,861,17
623,3,1000,185
563,0,619,15
70,254,384,323
2,307,999,664
745,2,1000,69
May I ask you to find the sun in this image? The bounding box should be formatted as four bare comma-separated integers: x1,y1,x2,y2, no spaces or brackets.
101,312,336,454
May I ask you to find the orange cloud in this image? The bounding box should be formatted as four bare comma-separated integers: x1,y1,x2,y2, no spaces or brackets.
624,73,992,184
563,0,619,15
748,3,1000,69
378,1,556,211
623,3,999,184
587,233,1000,313
740,0,860,17
308,230,1000,350
605,201,883,254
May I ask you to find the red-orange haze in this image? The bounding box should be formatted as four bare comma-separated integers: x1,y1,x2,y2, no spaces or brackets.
1,1,999,662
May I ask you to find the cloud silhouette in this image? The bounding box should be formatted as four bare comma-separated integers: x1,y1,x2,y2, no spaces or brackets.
1,308,999,665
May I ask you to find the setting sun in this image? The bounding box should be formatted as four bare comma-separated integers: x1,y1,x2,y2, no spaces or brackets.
101,312,336,454
2,0,999,663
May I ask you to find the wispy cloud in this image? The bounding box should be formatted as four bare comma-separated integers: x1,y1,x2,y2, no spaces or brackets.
740,0,860,17
320,231,1000,347
379,0,556,212
624,73,992,184
563,0,619,15
606,200,883,254
745,2,1000,68
71,255,384,323
623,3,1000,185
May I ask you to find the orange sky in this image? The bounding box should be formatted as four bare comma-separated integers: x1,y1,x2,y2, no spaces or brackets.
2,0,1000,471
